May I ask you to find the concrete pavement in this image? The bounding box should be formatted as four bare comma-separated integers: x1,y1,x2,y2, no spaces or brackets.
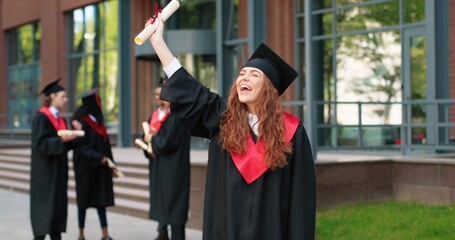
0,188,202,240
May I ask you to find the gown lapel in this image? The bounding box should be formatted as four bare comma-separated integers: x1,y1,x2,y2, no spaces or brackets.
230,112,300,184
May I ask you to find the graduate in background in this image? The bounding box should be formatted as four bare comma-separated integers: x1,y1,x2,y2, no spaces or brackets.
31,79,81,240
71,89,115,240
146,15,316,240
137,79,191,240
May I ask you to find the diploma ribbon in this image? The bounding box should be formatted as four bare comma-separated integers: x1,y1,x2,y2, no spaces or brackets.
146,3,162,24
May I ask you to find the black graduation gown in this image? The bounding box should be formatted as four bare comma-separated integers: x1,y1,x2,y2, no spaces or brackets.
30,112,75,236
143,114,191,225
72,118,115,210
161,68,316,240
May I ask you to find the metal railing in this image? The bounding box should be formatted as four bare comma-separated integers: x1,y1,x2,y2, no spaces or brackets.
284,98,455,153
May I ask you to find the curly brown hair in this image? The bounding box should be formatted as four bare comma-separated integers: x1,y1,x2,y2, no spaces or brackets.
219,77,292,170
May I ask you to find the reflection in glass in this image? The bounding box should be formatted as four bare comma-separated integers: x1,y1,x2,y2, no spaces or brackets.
362,126,401,146
336,1,399,33
404,0,425,24
337,127,358,146
68,0,119,126
409,35,426,144
177,54,217,93
312,0,332,10
336,0,376,5
336,32,402,125
314,12,333,36
6,22,41,129
297,17,305,38
165,0,216,30
103,0,118,49
100,51,119,123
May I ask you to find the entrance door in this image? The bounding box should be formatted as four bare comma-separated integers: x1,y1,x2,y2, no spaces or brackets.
402,26,434,151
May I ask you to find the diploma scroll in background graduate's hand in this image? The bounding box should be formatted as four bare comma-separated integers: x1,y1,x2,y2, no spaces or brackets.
57,130,85,137
134,121,154,155
107,158,124,178
134,0,180,45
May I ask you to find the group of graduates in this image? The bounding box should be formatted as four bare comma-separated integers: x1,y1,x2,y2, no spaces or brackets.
29,13,317,240
30,84,116,240
30,79,191,240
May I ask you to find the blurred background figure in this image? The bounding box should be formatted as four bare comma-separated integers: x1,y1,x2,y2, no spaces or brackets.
138,79,191,240
31,79,80,240
72,89,115,240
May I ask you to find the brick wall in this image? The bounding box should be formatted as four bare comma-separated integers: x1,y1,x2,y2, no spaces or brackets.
267,0,295,102
316,160,455,210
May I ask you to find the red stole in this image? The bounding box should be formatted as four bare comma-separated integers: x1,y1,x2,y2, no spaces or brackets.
38,107,67,131
230,112,300,184
82,116,107,142
149,109,170,132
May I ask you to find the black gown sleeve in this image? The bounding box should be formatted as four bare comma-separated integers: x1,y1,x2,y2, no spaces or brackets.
151,116,186,155
160,67,226,139
288,124,316,239
31,113,67,156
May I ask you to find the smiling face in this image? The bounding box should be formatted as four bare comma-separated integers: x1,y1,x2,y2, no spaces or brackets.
236,67,265,114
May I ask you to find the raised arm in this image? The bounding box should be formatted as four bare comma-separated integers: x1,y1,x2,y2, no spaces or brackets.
147,14,174,69
145,14,225,139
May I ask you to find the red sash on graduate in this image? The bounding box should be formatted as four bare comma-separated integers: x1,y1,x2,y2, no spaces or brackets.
82,116,107,142
38,107,67,131
149,109,170,132
230,112,300,184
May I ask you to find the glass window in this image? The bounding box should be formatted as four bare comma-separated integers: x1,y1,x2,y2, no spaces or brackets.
175,53,217,149
336,1,399,33
296,0,428,150
336,0,380,6
68,0,119,125
164,0,216,30
6,22,41,129
176,53,217,93
336,32,402,125
404,0,425,23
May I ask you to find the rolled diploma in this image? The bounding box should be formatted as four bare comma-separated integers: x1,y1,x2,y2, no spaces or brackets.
135,138,149,151
57,130,85,137
142,122,153,151
107,158,124,178
142,122,150,134
134,0,180,45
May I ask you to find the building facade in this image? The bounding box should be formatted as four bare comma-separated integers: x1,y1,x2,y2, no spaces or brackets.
0,0,454,156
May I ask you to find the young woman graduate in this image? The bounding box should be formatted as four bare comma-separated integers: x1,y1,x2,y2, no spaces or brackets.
139,80,191,240
31,79,81,240
71,89,115,240
146,15,316,240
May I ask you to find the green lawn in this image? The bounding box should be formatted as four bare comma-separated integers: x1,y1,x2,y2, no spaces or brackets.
316,200,455,240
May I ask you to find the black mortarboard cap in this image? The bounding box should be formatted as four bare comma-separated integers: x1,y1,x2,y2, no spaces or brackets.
38,79,65,96
243,43,298,95
80,89,102,108
75,89,104,123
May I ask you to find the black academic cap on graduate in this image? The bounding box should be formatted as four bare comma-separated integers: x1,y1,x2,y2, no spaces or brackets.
72,89,104,123
37,79,65,96
243,43,298,95
80,89,102,107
